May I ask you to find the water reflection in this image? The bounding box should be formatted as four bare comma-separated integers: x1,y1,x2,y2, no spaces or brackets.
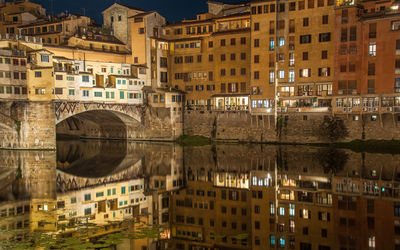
0,141,399,249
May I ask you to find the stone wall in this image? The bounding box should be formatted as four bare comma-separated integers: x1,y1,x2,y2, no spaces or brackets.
0,101,56,150
183,110,400,143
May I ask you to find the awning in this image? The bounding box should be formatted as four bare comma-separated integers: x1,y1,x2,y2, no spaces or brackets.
211,93,250,98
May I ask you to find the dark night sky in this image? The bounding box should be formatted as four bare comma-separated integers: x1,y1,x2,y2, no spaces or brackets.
32,0,248,24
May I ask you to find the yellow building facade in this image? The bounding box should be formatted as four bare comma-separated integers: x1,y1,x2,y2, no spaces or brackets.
250,0,335,114
160,12,251,111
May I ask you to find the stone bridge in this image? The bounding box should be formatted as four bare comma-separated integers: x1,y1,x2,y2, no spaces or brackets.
55,101,143,124
55,101,146,140
0,100,182,150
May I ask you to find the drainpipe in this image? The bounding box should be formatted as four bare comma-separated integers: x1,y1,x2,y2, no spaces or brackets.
83,52,86,72
274,0,279,130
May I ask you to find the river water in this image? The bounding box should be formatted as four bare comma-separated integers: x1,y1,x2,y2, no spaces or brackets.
0,140,399,249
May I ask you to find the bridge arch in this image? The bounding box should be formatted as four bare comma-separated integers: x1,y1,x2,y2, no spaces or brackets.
55,101,145,140
55,101,143,124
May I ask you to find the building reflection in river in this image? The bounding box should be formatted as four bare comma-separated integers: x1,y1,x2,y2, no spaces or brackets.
167,145,400,250
0,142,400,249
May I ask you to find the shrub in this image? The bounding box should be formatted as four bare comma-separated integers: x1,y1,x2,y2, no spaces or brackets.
318,116,349,142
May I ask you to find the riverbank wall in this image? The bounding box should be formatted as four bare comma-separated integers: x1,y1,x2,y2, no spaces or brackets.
183,111,400,143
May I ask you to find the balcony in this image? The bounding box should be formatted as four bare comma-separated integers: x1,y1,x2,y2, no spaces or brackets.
297,191,313,203
291,107,331,113
318,182,332,190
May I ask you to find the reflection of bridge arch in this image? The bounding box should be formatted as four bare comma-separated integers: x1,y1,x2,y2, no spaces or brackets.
56,160,143,192
56,140,146,179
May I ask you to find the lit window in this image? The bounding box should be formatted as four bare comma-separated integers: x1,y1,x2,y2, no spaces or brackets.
278,70,285,79
289,220,295,232
269,71,275,83
301,209,310,219
270,203,275,215
369,42,376,57
279,37,285,46
300,68,311,77
252,176,257,186
289,53,295,66
368,236,375,248
279,238,285,247
279,207,285,216
289,69,295,82
392,20,400,31
270,235,275,246
269,38,275,50
289,204,295,216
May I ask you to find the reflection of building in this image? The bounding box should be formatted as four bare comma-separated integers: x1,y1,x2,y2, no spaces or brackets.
332,162,400,250
252,170,334,250
169,169,252,249
56,178,152,227
0,200,30,240
4,143,400,249
166,145,400,249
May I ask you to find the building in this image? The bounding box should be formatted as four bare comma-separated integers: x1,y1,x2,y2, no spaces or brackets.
102,3,147,50
0,43,28,100
0,36,58,102
18,14,93,46
333,0,400,116
26,48,54,101
0,0,46,35
53,56,148,104
66,32,129,54
250,0,335,115
158,2,251,111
